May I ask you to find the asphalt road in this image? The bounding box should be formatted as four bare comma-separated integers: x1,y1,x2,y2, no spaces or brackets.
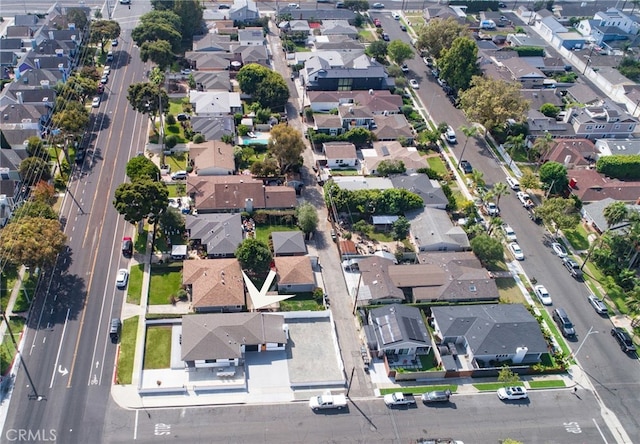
101,390,613,443
372,10,640,442
2,2,152,443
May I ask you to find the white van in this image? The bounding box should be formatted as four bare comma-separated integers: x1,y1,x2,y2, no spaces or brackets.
445,127,457,144
171,171,187,180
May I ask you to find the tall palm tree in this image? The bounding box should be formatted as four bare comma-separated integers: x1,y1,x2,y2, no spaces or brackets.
471,169,485,188
532,132,554,166
492,182,510,208
458,124,478,168
603,201,629,230
505,134,526,167
488,216,503,235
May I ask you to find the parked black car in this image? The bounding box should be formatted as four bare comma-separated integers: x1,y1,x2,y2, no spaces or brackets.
611,327,636,353
459,160,473,174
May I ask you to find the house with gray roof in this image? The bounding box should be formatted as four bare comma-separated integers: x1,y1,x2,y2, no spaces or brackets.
238,28,264,46
192,33,233,52
355,257,406,305
595,138,640,157
277,7,358,23
301,53,391,91
191,115,235,141
314,35,364,51
180,313,287,369
272,231,307,256
185,213,243,258
189,90,242,116
582,197,640,233
431,304,548,370
0,83,57,108
568,99,639,139
406,207,470,252
191,71,231,92
362,143,427,176
0,103,50,131
331,176,394,191
364,304,432,360
229,0,259,22
390,174,447,209
13,68,64,87
321,20,358,39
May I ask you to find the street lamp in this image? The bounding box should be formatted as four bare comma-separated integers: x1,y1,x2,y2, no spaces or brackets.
573,325,598,358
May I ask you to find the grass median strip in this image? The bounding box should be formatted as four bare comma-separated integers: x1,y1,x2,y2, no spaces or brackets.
116,316,138,385
528,380,566,389
472,382,524,391
379,385,458,395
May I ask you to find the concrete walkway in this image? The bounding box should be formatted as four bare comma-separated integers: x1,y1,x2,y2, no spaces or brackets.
0,266,27,341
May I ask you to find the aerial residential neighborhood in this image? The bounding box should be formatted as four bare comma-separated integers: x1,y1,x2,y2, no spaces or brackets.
0,0,639,443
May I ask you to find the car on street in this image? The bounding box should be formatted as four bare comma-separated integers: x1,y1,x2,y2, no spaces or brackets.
534,284,552,305
497,386,528,400
588,294,608,315
401,64,409,73
400,24,407,31
91,96,101,108
484,201,499,216
459,160,472,174
372,2,385,8
120,0,131,4
552,308,576,338
335,1,345,7
111,39,118,47
611,327,636,353
373,18,382,27
382,32,390,41
122,236,133,258
516,191,534,208
218,4,230,8
116,269,129,289
97,84,104,94
392,12,400,19
75,148,86,164
551,242,568,258
445,126,457,144
103,66,111,75
423,56,433,66
101,74,109,84
505,176,520,190
502,224,517,241
421,389,452,403
509,242,524,261
171,170,188,180
409,79,419,89
562,257,583,280
288,3,300,8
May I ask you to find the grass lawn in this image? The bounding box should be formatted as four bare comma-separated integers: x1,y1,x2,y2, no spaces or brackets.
135,228,148,254
497,277,525,304
1,267,19,312
358,30,378,43
564,225,591,251
379,384,457,395
116,316,138,384
473,382,523,391
330,169,360,176
367,230,394,243
0,317,25,374
148,264,183,305
426,156,448,176
254,224,299,245
528,379,565,389
164,151,187,171
143,326,172,369
404,14,426,28
127,264,145,305
279,293,323,311
539,309,571,357
168,99,183,115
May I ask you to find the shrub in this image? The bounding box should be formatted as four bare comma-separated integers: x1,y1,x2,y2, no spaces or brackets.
596,154,640,180
193,133,205,143
165,113,176,125
164,135,178,149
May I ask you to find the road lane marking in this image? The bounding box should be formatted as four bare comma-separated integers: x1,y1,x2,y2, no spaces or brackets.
592,418,608,443
134,409,138,440
49,308,70,388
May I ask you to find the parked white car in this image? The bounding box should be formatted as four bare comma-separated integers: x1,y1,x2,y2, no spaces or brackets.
534,285,552,305
409,79,419,89
497,386,528,400
551,242,568,258
505,176,520,190
116,269,129,289
508,242,524,260
502,225,517,241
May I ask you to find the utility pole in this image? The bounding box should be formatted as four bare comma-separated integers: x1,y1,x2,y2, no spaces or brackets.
2,312,42,401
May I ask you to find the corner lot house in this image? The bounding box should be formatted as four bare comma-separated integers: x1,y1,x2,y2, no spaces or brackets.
183,258,246,312
431,304,548,371
181,312,287,370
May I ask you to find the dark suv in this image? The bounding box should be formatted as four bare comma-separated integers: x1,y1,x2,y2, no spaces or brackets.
611,327,636,353
562,257,583,280
552,308,576,338
460,160,473,174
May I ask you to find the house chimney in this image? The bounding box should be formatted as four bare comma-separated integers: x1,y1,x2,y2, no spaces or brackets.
16,92,23,104
35,59,40,69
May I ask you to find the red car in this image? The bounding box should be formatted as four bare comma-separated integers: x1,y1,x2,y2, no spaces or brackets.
122,237,133,258
97,84,104,94
374,18,381,27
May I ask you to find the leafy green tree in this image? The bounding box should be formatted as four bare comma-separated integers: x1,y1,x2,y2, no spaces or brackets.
52,101,90,135
603,201,629,229
532,132,554,163
376,160,405,176
296,203,319,236
391,216,410,241
387,40,413,65
32,181,57,206
148,67,166,86
618,57,640,81
58,75,98,103
151,0,175,9
539,161,568,195
519,170,539,190
366,40,388,62
459,77,529,132
132,11,182,52
19,157,51,186
498,365,520,385
127,82,169,128
0,217,67,269
126,156,161,181
539,103,560,118
492,182,510,208
343,127,374,146
536,197,580,235
596,154,640,180
470,234,504,265
90,20,121,54
235,238,272,275
268,123,305,173
343,0,369,11
67,8,89,31
505,133,525,165
140,40,174,70
113,179,169,226
11,201,58,221
416,17,469,58
158,206,185,235
173,0,203,40
26,137,47,160
437,36,478,92
237,64,290,110
78,66,101,81
352,220,372,236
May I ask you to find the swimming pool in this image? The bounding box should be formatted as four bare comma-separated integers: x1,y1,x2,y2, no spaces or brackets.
240,132,271,145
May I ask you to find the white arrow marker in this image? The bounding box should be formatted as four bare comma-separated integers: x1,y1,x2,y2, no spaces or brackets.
58,366,69,376
95,361,100,369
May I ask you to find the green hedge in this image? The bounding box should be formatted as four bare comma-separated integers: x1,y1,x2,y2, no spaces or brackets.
596,154,640,180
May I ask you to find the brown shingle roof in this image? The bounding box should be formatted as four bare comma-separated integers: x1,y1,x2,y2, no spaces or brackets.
568,168,640,203
183,259,245,309
275,256,314,285
189,140,236,173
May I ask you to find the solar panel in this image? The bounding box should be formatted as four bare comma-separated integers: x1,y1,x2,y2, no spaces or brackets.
380,145,390,156
378,314,401,344
403,316,423,341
